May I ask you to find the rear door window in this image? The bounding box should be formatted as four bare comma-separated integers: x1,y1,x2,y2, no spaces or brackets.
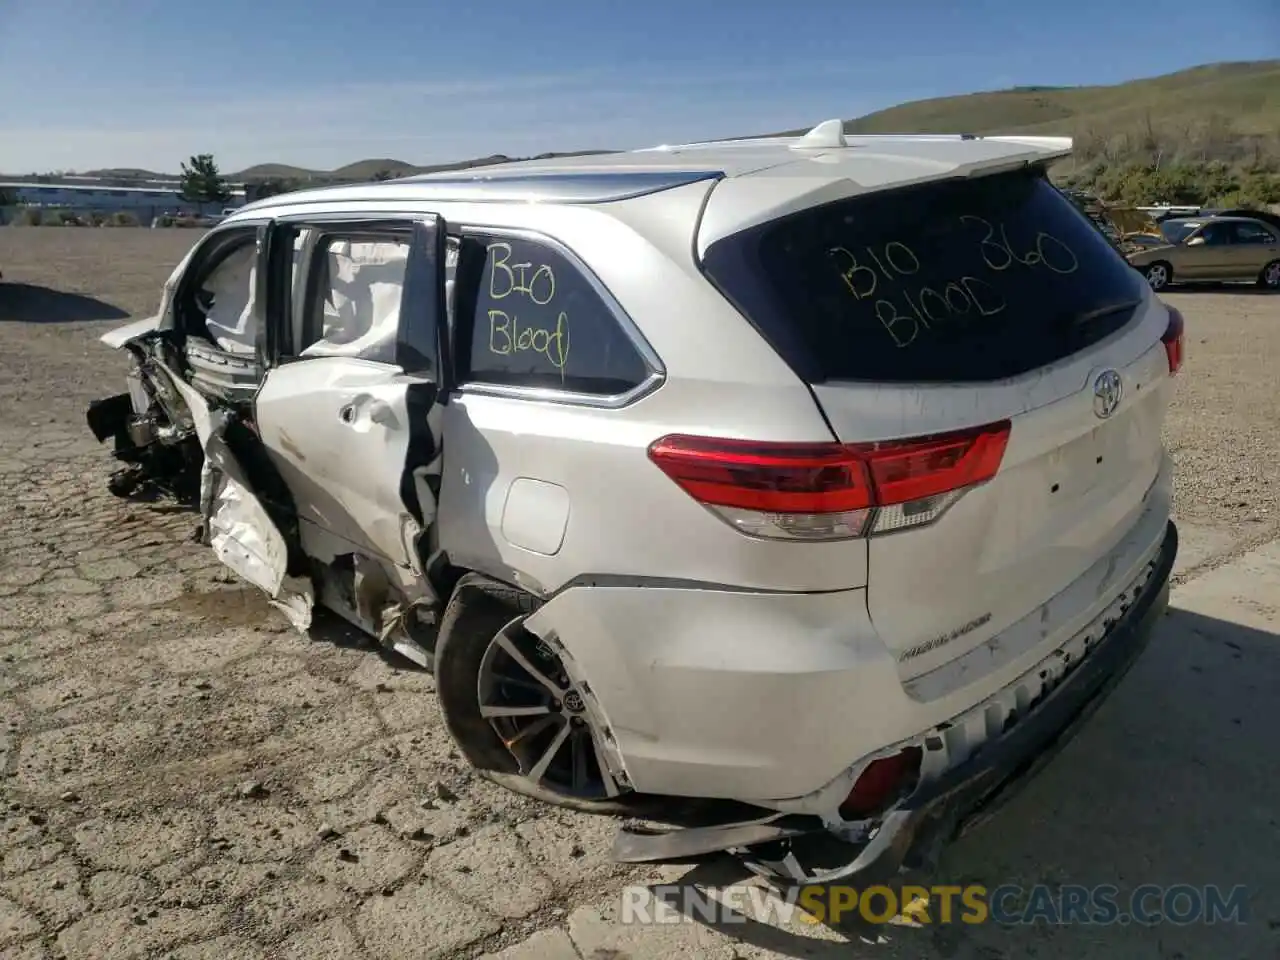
701,168,1146,383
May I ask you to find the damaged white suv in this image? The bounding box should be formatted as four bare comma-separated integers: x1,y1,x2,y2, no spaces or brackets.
88,121,1182,884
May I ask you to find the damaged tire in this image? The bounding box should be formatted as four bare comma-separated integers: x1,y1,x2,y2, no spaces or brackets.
107,468,143,498
434,574,639,814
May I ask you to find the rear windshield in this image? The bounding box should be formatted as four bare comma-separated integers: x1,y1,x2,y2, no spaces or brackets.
701,168,1145,383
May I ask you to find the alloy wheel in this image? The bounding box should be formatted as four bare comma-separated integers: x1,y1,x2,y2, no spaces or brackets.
475,622,621,800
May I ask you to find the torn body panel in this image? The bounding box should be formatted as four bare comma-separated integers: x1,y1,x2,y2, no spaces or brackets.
99,314,164,350
90,308,314,628
86,335,202,499
89,324,440,649
155,359,314,629
251,356,442,661
88,232,445,657
294,521,438,669
253,358,430,570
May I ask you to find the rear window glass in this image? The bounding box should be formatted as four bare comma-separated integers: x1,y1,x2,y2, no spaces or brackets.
701,169,1145,383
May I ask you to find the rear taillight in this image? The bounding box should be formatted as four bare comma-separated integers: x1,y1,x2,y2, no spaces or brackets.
840,746,923,819
1162,306,1185,375
647,421,1010,541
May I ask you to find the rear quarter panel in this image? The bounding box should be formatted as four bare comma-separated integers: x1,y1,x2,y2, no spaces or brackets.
435,186,870,595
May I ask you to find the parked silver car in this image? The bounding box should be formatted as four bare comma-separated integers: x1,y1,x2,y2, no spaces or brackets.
88,121,1181,883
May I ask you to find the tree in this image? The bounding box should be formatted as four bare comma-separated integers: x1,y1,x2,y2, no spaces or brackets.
0,186,16,207
179,154,231,212
1136,111,1166,169
1071,124,1106,164
371,169,395,181
249,179,294,201
1192,113,1236,165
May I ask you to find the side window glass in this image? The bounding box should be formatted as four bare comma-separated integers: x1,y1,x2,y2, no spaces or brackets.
462,235,651,395
299,235,409,364
195,242,258,356
1234,222,1276,245
1197,223,1232,246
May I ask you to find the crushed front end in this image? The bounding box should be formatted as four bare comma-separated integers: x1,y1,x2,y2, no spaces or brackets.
86,333,203,502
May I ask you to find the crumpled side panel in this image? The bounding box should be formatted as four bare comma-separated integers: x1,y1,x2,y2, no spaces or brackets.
159,360,314,630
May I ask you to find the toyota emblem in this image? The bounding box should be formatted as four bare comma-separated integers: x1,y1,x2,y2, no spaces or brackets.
1093,370,1123,419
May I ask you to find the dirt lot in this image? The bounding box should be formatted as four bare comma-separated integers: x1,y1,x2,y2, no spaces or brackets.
1,228,1278,959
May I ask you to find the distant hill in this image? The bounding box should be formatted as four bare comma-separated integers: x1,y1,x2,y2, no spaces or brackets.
756,61,1279,142
81,167,173,179
15,62,1278,209
767,60,1280,206
231,150,614,183
231,163,321,180
332,158,432,179
41,152,611,185
835,60,1280,141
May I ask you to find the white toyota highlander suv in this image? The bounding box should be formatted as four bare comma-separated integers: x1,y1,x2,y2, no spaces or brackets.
87,120,1181,883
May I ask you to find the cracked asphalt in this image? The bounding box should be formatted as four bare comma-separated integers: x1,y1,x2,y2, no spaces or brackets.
1,228,1278,959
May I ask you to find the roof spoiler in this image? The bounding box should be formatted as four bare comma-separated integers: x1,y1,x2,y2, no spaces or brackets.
641,121,1072,160
979,134,1073,161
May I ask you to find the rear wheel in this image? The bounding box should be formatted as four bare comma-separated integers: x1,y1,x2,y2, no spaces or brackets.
433,575,634,813
1144,261,1172,291
1259,259,1280,290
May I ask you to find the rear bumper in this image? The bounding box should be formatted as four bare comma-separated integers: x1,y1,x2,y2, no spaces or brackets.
536,479,1171,803
735,519,1177,884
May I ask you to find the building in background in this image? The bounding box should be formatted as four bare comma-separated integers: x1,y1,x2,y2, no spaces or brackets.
0,176,247,218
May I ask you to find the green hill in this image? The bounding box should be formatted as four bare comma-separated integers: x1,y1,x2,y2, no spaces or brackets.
834,60,1280,140
23,61,1280,209
774,60,1280,206
244,62,1280,180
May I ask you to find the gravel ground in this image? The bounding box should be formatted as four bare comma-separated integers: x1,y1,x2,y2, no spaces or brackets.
0,227,1277,959
1162,285,1280,559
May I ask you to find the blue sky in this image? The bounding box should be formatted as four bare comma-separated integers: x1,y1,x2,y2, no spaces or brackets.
1,0,1276,174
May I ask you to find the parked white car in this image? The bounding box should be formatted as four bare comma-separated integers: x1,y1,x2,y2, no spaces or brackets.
87,121,1181,884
